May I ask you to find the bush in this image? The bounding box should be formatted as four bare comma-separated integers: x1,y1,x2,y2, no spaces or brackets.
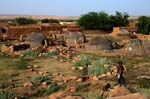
36,82,60,97
30,75,49,82
0,90,17,99
74,54,92,67
21,50,38,57
41,19,50,23
45,82,60,94
46,50,59,57
136,16,150,35
15,17,37,25
88,58,110,76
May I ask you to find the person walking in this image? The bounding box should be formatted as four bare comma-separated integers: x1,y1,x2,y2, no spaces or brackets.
116,61,125,85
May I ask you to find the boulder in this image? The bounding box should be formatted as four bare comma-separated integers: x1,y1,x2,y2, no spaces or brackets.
109,85,131,97
67,85,77,92
106,93,149,99
23,82,33,87
49,91,83,99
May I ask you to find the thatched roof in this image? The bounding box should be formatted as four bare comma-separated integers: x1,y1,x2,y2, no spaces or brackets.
117,29,130,36
126,39,150,56
24,32,46,48
87,36,112,50
64,31,84,38
64,31,85,45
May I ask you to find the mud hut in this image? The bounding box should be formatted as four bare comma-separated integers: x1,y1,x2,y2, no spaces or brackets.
87,36,112,51
64,31,85,46
24,32,48,48
125,39,150,56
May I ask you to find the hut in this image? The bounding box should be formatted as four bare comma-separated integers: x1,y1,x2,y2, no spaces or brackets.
87,36,113,51
125,39,150,56
64,31,85,46
24,32,48,48
117,29,130,36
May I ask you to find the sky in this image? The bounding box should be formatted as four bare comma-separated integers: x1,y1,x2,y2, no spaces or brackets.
0,0,150,16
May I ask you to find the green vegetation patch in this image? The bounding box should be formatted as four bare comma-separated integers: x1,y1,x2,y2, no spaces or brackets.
88,58,110,77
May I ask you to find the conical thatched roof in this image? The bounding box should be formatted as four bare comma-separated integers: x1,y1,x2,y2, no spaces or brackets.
125,39,150,56
117,29,130,36
87,36,112,51
24,32,46,48
64,31,85,45
64,31,84,38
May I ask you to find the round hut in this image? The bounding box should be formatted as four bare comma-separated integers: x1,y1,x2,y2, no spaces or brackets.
64,31,85,46
24,32,47,48
117,29,130,36
125,39,150,56
87,36,112,51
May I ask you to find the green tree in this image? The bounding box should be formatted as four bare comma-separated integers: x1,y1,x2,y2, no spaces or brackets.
77,12,99,30
15,17,37,25
77,11,129,30
110,11,129,27
49,19,59,23
41,19,50,23
137,16,150,35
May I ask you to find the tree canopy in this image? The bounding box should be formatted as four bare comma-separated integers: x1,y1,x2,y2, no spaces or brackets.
41,19,59,23
15,17,37,25
77,11,129,30
136,16,150,35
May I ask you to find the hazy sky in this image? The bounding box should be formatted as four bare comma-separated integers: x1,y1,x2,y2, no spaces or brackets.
0,0,150,16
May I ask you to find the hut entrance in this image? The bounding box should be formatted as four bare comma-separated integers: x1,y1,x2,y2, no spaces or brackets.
0,28,6,33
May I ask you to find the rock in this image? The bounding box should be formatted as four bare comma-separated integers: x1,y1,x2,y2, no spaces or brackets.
78,66,85,70
98,74,106,79
71,67,77,70
92,76,99,81
109,85,131,97
38,71,44,75
49,91,83,99
27,65,33,69
70,76,79,80
23,82,33,87
49,91,68,99
106,93,149,99
33,64,39,68
76,77,83,82
67,85,77,92
41,82,47,88
53,73,60,76
29,68,34,72
106,72,112,77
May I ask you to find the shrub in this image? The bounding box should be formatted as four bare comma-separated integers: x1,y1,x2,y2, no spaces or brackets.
88,58,110,76
46,50,59,57
45,82,60,94
41,19,50,23
0,90,17,99
30,75,49,82
36,82,60,97
21,50,38,57
74,54,92,67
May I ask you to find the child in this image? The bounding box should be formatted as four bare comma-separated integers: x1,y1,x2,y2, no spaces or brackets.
116,61,125,85
100,83,111,97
